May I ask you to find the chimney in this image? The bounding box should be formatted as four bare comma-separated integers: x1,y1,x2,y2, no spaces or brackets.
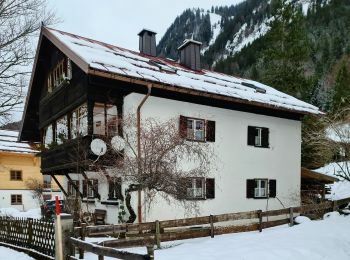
178,39,202,71
138,29,157,56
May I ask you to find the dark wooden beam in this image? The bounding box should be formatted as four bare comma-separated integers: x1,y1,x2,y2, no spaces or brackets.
65,173,84,198
51,175,68,197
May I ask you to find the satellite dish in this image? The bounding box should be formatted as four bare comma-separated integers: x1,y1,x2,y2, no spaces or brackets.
111,135,125,152
90,139,107,156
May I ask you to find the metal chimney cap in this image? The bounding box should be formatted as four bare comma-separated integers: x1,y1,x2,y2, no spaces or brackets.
138,28,157,36
178,39,202,50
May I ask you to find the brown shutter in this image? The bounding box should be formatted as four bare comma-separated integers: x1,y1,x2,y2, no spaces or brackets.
177,178,188,200
206,178,215,199
108,180,113,199
94,180,99,198
116,178,123,200
269,179,276,198
247,126,255,146
206,121,216,142
262,128,269,148
82,180,87,197
246,179,255,198
179,115,188,138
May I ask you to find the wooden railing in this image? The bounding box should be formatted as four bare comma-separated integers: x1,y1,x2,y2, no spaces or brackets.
73,197,350,258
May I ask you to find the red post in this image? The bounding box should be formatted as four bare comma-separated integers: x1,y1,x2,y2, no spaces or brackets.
55,196,61,216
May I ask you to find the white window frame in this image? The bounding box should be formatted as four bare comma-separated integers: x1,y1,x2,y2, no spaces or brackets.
254,179,267,198
255,127,262,147
187,118,205,141
187,178,205,199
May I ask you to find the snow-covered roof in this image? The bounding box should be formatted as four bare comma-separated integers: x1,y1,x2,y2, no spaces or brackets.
315,161,349,179
44,27,321,115
0,130,38,154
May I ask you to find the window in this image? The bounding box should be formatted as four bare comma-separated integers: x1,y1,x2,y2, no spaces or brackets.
179,116,215,142
71,104,88,138
68,180,79,197
43,124,53,148
108,177,123,200
93,103,118,137
186,178,205,199
10,170,22,181
246,179,276,199
11,194,22,205
56,115,68,144
247,126,269,148
83,179,98,198
43,175,51,188
47,58,72,93
254,179,267,198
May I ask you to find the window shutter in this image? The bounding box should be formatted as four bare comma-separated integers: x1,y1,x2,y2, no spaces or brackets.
206,121,216,142
246,179,255,198
177,178,188,200
247,126,255,146
94,180,99,198
262,128,269,148
108,181,114,199
82,180,87,197
116,178,123,200
179,116,187,138
205,178,215,199
269,179,276,198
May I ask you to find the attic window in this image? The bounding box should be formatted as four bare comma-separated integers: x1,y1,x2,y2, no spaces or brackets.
241,82,266,94
47,58,72,94
148,60,177,73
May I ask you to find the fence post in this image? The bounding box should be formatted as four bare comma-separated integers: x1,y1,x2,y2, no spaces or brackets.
258,210,262,232
289,207,294,227
155,220,161,249
332,200,338,212
79,223,87,259
147,245,154,260
209,215,214,238
55,214,73,260
27,218,33,245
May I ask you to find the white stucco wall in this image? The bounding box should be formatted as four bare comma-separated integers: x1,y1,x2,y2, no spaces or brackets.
124,93,301,222
0,190,40,211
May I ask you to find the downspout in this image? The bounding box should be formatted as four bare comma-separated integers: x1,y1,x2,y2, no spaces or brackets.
136,83,152,223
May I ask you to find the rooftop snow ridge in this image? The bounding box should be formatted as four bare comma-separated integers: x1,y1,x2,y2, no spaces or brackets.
45,27,321,115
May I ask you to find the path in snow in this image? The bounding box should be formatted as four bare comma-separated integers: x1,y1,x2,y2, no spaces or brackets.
0,246,33,259
83,214,350,260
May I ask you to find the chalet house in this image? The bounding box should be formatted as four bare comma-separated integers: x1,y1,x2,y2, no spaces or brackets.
20,27,321,224
0,130,62,210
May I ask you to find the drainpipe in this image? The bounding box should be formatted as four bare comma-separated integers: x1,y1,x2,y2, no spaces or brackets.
136,83,152,223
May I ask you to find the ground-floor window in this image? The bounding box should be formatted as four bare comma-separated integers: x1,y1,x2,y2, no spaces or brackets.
68,180,80,197
181,177,215,200
247,179,276,199
11,194,22,205
108,177,123,200
83,179,98,198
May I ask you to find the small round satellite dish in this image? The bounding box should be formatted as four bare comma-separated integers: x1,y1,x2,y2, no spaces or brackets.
111,136,125,152
90,139,107,156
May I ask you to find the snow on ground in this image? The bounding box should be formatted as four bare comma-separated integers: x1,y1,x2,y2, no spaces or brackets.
0,208,41,219
315,162,350,200
82,214,350,260
0,246,33,259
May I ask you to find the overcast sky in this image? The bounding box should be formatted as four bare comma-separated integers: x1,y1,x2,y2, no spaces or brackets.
49,0,244,51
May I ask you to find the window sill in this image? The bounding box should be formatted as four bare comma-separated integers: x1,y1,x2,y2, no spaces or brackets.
82,198,96,203
101,200,119,206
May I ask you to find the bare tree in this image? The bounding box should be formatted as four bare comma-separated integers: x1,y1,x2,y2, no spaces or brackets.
93,116,217,223
25,177,45,205
0,0,55,124
303,107,350,181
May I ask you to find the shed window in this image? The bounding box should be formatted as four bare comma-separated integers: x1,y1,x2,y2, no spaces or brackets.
10,170,22,181
56,115,68,144
93,103,118,137
11,194,22,205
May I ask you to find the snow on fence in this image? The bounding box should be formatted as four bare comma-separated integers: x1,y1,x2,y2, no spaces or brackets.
73,197,350,254
0,217,55,258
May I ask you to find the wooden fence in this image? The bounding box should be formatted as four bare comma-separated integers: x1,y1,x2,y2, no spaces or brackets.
0,217,55,257
74,197,350,253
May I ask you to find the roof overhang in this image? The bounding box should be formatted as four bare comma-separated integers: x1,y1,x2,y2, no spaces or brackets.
301,167,338,184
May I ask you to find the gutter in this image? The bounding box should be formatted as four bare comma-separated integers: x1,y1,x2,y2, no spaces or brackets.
136,83,152,223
